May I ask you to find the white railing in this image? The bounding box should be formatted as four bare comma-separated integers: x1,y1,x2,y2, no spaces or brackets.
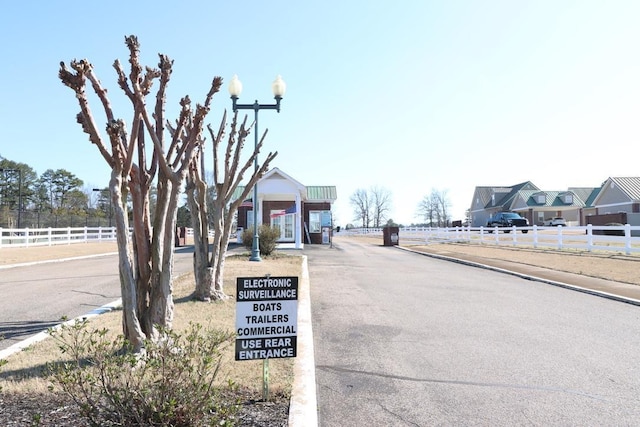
347,224,640,256
184,228,215,239
0,227,117,248
0,226,215,248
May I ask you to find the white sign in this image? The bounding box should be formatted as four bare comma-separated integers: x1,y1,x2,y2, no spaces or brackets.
235,276,298,361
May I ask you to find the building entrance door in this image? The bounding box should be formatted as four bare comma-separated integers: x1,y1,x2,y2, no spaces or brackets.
270,211,295,242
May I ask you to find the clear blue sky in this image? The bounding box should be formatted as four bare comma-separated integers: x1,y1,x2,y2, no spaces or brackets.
1,1,639,226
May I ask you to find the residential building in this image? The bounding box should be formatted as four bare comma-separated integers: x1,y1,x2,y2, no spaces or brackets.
469,177,640,228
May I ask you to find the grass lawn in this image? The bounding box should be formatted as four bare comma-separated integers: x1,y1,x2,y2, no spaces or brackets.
0,252,303,400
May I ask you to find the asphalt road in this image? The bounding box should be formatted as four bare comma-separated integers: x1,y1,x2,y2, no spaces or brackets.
307,236,640,426
0,247,195,352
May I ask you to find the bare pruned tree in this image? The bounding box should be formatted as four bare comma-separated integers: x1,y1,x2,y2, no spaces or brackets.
417,188,451,227
350,186,393,228
185,111,277,301
350,188,371,228
59,35,221,351
371,186,392,227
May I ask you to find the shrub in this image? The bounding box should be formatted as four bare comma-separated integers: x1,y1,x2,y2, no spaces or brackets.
241,227,253,249
48,320,238,426
241,225,281,256
0,354,5,393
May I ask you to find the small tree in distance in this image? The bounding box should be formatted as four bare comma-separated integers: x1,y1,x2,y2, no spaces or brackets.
371,185,392,227
416,188,451,227
350,186,392,228
350,188,370,227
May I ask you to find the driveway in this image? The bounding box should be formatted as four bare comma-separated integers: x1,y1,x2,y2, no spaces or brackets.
306,236,640,426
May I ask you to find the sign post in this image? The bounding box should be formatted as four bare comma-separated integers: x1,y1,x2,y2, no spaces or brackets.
236,275,298,400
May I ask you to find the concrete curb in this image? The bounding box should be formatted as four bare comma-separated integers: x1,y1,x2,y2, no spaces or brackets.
397,246,640,307
288,255,318,426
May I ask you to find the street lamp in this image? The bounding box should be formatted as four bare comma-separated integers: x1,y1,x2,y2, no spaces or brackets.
92,188,112,227
229,74,286,261
0,168,22,228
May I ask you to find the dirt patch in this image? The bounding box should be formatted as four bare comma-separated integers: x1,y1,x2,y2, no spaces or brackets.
409,242,640,286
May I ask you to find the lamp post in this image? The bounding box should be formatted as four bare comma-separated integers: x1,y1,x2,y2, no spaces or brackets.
229,74,286,262
92,188,112,227
0,168,22,228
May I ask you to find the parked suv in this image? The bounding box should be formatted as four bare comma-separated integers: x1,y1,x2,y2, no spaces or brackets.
487,212,529,233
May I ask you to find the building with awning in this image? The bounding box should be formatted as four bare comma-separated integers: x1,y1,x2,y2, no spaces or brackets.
234,168,337,248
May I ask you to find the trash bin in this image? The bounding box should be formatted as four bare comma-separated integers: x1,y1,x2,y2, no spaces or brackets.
383,226,399,246
175,227,186,247
236,227,243,244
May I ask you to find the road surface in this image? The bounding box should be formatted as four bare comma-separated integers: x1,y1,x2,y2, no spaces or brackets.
307,236,640,426
0,246,195,352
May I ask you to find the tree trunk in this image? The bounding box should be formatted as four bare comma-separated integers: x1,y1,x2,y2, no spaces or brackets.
193,242,212,300
189,179,230,301
110,172,145,352
212,204,236,296
148,175,176,330
128,166,153,337
208,202,229,300
187,171,215,301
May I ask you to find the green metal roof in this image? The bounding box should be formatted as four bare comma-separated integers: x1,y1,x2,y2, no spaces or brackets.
569,187,599,206
520,190,589,208
306,186,337,201
230,185,336,202
232,186,247,201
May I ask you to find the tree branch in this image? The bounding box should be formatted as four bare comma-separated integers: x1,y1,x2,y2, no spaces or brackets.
58,60,114,166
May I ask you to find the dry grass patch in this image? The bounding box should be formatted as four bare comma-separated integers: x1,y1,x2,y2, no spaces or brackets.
0,242,118,266
0,252,302,399
344,234,640,285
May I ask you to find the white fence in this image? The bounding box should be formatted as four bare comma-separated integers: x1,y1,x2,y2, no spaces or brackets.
0,226,215,248
347,224,640,256
5,225,639,254
0,227,117,248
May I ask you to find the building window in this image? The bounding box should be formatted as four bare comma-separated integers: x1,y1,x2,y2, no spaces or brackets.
564,194,573,204
309,211,321,233
536,194,546,204
246,210,254,228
